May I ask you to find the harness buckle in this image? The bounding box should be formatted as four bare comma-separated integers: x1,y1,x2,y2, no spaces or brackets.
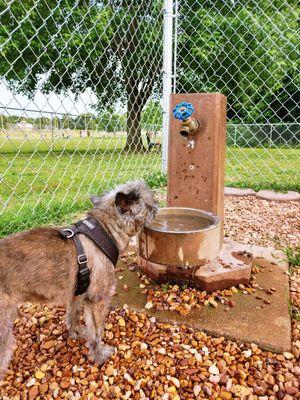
78,254,88,264
62,228,75,238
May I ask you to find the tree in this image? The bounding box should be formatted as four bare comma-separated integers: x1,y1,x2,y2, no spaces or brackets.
0,0,163,151
177,0,299,123
34,116,51,129
97,111,126,132
141,100,162,130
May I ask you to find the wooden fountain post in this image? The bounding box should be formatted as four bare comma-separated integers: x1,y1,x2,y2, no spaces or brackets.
167,93,227,240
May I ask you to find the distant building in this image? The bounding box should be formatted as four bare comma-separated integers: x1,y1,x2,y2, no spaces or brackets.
14,120,34,131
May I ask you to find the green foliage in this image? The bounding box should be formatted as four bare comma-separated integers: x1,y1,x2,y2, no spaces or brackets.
0,0,163,149
178,0,299,123
97,112,126,132
145,171,167,188
0,112,126,132
142,100,162,129
285,245,300,269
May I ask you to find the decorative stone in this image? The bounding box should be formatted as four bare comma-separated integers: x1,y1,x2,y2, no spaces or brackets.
225,187,256,197
256,190,300,202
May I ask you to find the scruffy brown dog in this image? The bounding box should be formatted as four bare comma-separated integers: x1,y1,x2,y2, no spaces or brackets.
0,180,157,379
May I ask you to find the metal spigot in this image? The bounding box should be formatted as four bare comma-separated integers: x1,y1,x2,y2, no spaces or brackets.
173,101,199,137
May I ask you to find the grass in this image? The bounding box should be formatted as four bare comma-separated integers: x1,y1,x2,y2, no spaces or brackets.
0,136,299,237
0,136,123,154
277,243,299,321
285,245,300,270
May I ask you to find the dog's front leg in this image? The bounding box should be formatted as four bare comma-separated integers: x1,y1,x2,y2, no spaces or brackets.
83,299,115,366
66,296,84,339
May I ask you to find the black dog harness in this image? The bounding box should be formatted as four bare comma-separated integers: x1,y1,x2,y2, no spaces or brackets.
60,216,119,296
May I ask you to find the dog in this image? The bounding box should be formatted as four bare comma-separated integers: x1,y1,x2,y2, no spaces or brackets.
0,180,157,379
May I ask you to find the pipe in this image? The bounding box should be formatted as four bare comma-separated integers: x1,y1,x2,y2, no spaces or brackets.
162,0,174,173
173,0,178,94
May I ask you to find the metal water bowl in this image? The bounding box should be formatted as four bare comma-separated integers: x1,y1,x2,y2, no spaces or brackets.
138,207,221,283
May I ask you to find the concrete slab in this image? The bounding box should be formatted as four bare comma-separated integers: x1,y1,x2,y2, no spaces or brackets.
256,190,300,202
138,240,253,291
113,242,291,353
225,187,256,197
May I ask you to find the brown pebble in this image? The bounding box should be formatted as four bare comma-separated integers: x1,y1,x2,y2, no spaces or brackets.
60,380,70,389
42,340,55,350
219,390,232,400
28,386,39,400
39,383,49,394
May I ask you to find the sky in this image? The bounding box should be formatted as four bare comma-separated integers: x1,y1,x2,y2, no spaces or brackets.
0,80,98,119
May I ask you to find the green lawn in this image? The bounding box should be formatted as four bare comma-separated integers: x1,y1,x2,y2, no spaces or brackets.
0,137,299,237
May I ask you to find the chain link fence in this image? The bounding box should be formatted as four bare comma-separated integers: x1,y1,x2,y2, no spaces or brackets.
0,0,299,236
175,0,299,190
0,0,164,235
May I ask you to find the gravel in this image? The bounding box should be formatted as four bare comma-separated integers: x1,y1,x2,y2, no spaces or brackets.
0,195,299,399
224,196,300,248
0,304,299,399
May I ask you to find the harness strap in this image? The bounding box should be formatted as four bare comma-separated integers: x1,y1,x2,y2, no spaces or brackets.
72,235,90,296
60,216,119,296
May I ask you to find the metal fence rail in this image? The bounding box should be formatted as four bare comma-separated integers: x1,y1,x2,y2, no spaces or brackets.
0,0,299,235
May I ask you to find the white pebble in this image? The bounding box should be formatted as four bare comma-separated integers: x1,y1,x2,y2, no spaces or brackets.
193,385,201,396
26,378,36,387
170,377,180,388
243,349,252,358
145,301,153,309
209,364,220,375
209,374,220,384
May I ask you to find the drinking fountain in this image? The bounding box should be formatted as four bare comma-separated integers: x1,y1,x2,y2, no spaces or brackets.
139,93,253,291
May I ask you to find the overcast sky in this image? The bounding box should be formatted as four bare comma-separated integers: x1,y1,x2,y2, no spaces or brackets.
0,80,98,118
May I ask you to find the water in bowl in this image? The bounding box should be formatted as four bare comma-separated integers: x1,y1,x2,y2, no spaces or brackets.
149,213,212,232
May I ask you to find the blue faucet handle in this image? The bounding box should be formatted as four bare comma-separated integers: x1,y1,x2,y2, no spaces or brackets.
173,101,194,121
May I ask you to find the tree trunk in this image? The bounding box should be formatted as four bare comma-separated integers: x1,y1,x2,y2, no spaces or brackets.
124,97,145,152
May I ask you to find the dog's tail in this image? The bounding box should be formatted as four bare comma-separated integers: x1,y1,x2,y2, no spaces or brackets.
0,293,17,381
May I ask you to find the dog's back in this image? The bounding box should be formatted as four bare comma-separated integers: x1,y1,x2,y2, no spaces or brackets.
0,227,77,303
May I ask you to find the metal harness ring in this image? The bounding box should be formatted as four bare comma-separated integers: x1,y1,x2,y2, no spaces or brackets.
62,228,75,239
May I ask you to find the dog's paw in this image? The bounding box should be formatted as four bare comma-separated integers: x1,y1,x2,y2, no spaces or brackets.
89,344,115,366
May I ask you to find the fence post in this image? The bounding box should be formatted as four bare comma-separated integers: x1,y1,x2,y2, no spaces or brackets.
162,0,174,173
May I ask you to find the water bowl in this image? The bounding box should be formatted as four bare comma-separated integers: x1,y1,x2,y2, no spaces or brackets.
138,207,222,283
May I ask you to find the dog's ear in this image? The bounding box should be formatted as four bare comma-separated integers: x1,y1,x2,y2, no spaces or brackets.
90,195,103,207
115,190,140,214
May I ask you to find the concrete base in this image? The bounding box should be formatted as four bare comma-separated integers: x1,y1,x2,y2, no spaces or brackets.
114,242,291,353
138,240,252,292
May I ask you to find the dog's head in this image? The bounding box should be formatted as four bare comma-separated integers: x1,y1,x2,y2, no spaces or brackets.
90,180,158,236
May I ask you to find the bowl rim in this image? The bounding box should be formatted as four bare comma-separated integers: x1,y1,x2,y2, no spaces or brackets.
145,206,220,234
